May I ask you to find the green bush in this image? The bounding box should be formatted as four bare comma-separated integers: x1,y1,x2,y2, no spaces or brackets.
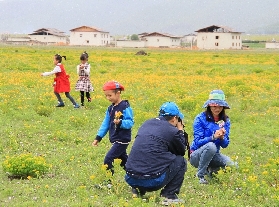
2,153,51,179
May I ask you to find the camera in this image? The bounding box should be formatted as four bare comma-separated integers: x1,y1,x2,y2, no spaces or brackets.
177,117,185,128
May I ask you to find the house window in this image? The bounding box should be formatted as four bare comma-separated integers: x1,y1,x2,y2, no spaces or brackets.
232,36,234,39
215,43,219,46
80,34,83,37
239,43,240,46
232,43,234,46
94,34,97,37
215,36,219,39
86,40,89,44
157,39,159,42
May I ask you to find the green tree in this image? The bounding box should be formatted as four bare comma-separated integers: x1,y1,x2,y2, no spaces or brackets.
131,34,139,40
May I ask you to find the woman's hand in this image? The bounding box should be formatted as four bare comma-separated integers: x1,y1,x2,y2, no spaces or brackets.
213,128,226,140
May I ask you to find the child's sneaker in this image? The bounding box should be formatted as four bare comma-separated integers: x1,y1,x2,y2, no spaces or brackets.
199,176,208,184
132,188,139,198
87,97,92,102
56,102,65,107
81,103,84,106
161,198,184,206
74,104,80,108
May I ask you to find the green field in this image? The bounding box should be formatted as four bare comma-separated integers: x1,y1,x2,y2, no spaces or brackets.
0,46,279,206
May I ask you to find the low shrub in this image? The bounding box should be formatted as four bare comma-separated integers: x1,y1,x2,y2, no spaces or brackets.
2,153,51,179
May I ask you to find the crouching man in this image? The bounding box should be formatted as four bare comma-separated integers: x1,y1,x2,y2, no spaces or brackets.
125,102,187,206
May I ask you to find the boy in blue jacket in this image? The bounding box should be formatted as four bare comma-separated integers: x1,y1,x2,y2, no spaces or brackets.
92,81,134,176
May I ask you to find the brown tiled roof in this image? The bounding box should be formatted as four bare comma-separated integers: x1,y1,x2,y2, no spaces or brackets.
69,26,108,33
141,32,181,38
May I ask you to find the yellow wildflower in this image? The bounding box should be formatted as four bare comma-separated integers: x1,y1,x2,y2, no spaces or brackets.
115,111,123,120
90,175,96,180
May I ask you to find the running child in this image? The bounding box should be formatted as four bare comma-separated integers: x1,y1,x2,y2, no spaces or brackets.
41,54,80,108
92,80,134,176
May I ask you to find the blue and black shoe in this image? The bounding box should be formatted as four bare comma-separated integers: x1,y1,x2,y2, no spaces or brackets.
56,102,65,107
74,104,80,108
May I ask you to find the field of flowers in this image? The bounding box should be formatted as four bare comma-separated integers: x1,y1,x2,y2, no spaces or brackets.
0,45,279,206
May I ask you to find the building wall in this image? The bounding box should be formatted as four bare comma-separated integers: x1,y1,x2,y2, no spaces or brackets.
7,37,30,42
145,36,180,47
116,40,146,48
69,31,110,46
266,42,279,49
182,36,197,43
29,35,67,44
197,32,242,49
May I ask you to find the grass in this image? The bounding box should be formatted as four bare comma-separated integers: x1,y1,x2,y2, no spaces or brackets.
242,34,279,42
0,45,279,206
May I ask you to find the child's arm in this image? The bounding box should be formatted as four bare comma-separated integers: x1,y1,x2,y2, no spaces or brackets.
83,64,90,76
93,109,110,144
41,66,61,76
92,140,99,146
77,65,80,75
119,107,134,129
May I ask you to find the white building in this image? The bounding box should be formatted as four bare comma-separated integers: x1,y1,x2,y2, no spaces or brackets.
141,32,181,48
29,28,67,45
266,42,279,49
69,26,110,46
196,25,243,50
116,40,145,48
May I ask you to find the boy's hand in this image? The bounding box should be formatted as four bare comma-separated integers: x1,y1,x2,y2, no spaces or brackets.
113,119,121,125
92,140,99,146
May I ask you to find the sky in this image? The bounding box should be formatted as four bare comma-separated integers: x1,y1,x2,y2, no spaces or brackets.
0,0,278,35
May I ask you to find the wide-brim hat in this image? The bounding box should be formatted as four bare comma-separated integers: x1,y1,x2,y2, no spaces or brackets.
159,102,184,119
203,89,230,109
103,81,124,91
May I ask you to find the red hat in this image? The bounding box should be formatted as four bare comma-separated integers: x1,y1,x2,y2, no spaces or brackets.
103,81,125,91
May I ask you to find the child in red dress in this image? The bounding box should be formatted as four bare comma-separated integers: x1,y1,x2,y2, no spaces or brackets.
41,54,80,108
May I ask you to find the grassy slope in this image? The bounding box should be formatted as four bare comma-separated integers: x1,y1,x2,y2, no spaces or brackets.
0,46,279,206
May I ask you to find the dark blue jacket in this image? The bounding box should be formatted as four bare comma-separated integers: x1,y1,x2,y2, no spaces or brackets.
95,100,134,143
125,116,186,177
190,111,230,153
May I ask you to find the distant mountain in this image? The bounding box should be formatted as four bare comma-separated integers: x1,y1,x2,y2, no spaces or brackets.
247,22,279,34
